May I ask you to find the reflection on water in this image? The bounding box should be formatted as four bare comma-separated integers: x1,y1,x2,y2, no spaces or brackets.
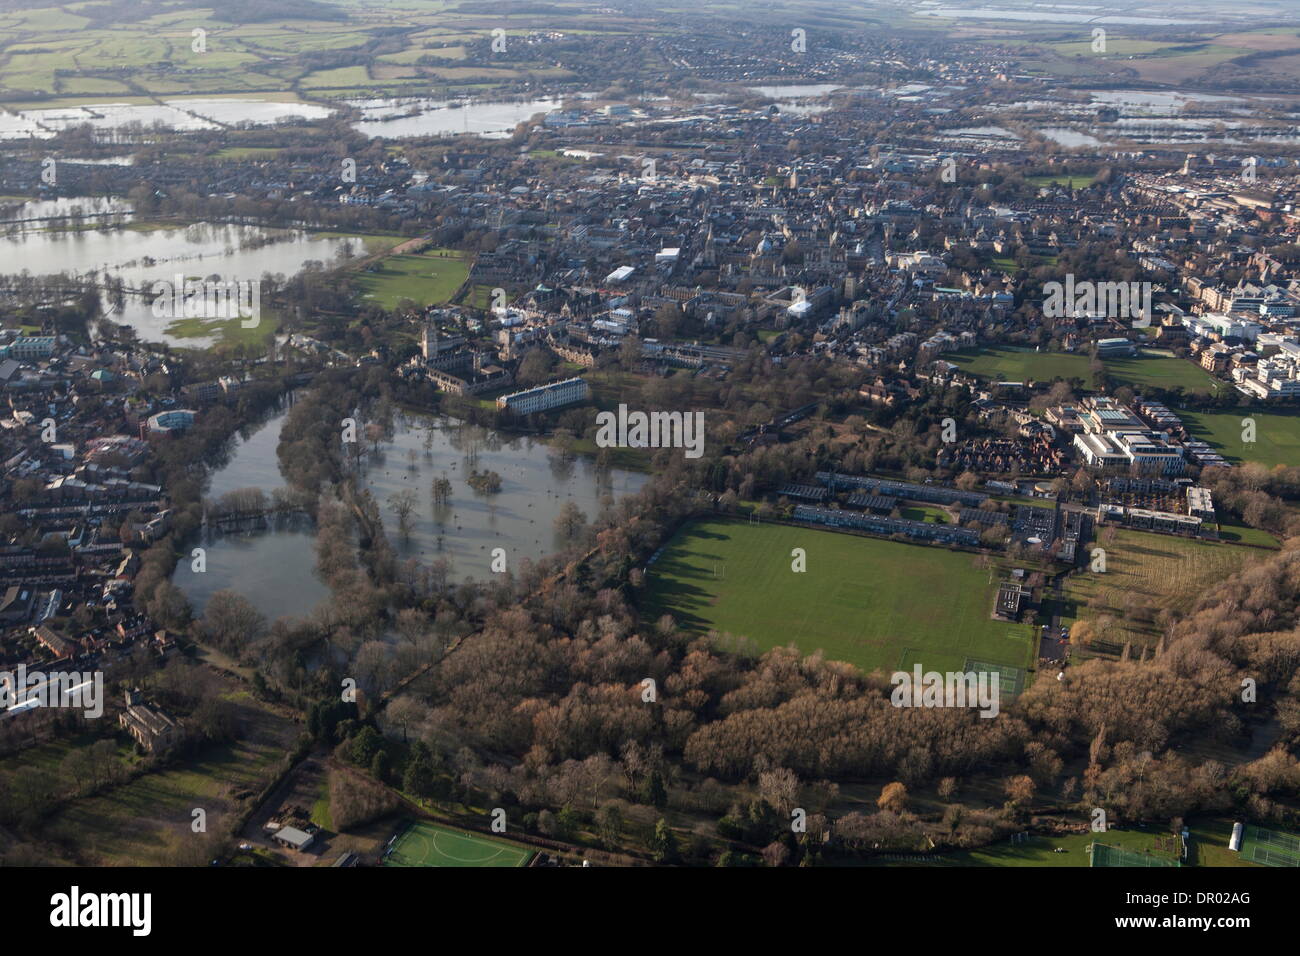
174,397,328,621
1,217,359,346
173,526,328,622
360,412,648,581
174,401,649,621
0,98,334,141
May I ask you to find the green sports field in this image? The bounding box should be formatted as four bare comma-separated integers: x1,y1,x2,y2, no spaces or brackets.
1091,841,1181,867
1178,408,1300,469
354,249,469,309
384,821,534,868
642,519,1035,680
1105,349,1222,396
1240,825,1300,867
948,346,1091,383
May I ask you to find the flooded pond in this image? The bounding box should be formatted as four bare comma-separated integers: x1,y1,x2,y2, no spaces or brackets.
358,412,648,580
174,402,648,621
173,396,329,622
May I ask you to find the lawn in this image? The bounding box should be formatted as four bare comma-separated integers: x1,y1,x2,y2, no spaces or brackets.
1059,528,1261,652
1178,408,1300,469
641,518,1036,679
41,734,290,865
884,827,1183,867
164,313,278,350
1026,173,1096,189
949,346,1092,383
354,249,469,309
383,820,533,868
1105,349,1223,396
899,505,950,524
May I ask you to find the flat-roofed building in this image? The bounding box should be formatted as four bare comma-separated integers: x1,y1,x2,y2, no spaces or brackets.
272,826,316,851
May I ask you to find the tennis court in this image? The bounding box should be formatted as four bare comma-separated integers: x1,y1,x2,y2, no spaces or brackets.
1241,825,1300,867
1090,842,1180,867
383,820,534,868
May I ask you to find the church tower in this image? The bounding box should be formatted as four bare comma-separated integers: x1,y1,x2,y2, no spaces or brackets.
421,321,438,360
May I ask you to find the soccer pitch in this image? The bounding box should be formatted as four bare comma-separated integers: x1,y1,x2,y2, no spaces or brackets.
641,519,1036,679
383,821,534,868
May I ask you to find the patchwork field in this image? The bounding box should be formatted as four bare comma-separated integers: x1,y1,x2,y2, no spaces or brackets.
1178,408,1300,469
1059,528,1262,652
641,518,1036,679
0,0,635,99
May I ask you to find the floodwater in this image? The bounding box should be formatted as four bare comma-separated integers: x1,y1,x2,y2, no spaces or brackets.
173,396,328,622
0,210,363,345
358,412,648,581
173,402,648,621
349,96,566,139
0,98,333,141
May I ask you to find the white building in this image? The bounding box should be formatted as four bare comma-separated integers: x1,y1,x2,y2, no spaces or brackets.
496,377,590,415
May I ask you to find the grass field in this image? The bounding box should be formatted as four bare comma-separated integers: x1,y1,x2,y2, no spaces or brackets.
1092,841,1181,867
1105,349,1223,396
947,346,1230,397
882,827,1184,867
1026,173,1096,189
642,518,1036,679
949,346,1092,383
36,695,299,865
899,505,950,524
1178,408,1300,469
384,820,533,868
1060,528,1261,652
355,249,469,309
1240,824,1300,867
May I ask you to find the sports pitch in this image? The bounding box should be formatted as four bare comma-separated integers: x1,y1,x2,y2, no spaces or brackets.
1104,349,1222,396
948,346,1092,383
383,821,534,868
1177,408,1300,469
1240,825,1300,867
1090,842,1180,867
641,518,1035,680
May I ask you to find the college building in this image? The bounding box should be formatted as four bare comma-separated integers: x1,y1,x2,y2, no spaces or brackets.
496,376,590,415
